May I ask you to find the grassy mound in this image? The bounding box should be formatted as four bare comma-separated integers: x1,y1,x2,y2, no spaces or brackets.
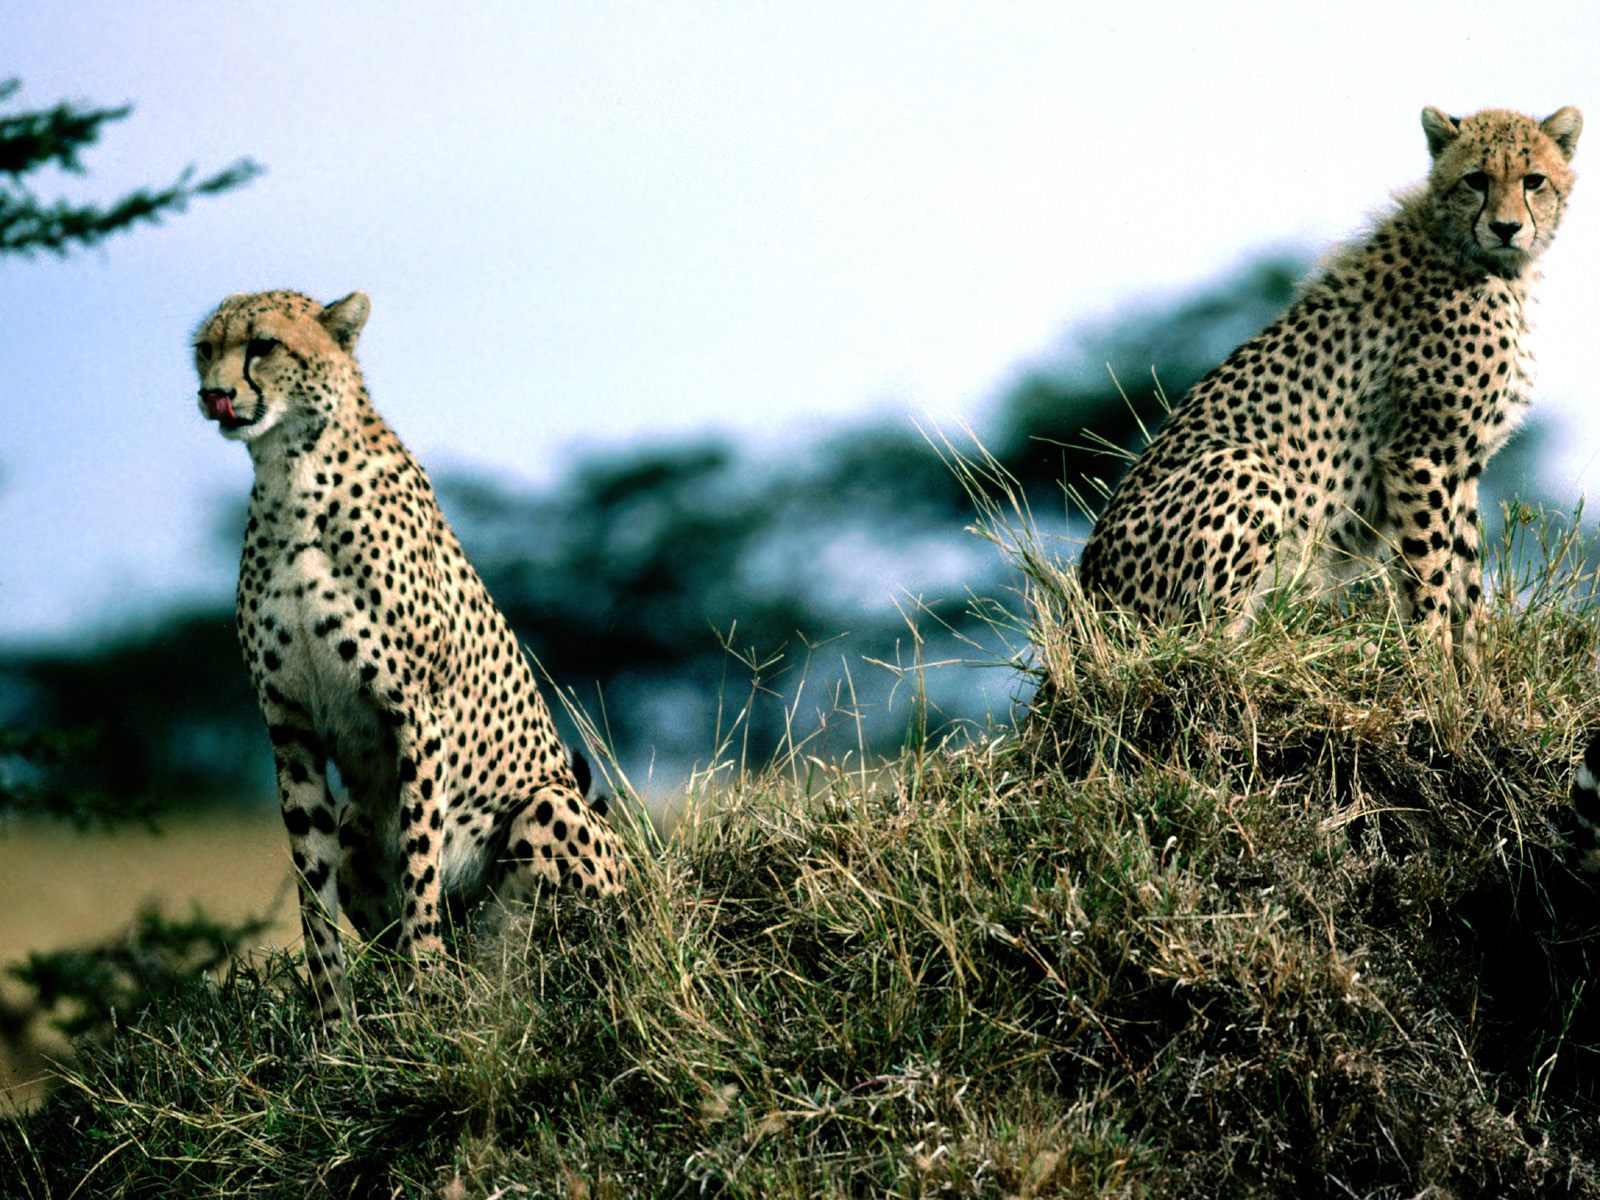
5,505,1600,1198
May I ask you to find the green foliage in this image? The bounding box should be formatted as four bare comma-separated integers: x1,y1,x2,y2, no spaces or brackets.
6,499,1599,1197
0,74,260,803
444,423,998,765
994,254,1305,501
6,612,258,800
0,720,166,828
8,907,271,1043
0,723,89,824
0,73,270,1112
0,718,258,1101
0,246,1573,800
0,254,1322,797
0,77,260,258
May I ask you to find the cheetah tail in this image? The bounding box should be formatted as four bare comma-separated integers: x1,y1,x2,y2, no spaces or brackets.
566,747,611,820
1562,731,1600,873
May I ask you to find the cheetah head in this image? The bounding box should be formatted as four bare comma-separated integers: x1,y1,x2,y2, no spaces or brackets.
193,290,371,442
1422,105,1581,276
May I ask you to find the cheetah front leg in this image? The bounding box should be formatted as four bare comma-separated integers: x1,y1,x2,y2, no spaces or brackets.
337,803,400,948
263,701,350,1031
391,702,450,958
1381,451,1460,658
1447,475,1486,671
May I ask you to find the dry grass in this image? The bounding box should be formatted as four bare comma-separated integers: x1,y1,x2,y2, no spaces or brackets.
4,476,1600,1197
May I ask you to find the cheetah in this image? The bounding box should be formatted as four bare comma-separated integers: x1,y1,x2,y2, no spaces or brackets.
1079,105,1581,662
193,289,625,1028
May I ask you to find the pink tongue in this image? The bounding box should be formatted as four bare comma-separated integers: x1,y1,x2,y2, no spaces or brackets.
213,395,236,421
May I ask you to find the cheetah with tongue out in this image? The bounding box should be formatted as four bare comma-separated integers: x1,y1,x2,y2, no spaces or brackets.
194,289,625,1028
1078,105,1582,663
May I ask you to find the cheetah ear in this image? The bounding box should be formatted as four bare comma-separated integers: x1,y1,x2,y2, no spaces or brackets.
320,291,371,351
1541,106,1583,161
1420,107,1461,158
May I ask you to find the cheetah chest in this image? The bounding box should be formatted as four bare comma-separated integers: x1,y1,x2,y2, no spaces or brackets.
245,529,506,895
248,539,394,774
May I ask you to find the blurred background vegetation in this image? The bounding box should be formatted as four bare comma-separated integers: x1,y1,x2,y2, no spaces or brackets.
0,247,1566,807
0,75,269,1103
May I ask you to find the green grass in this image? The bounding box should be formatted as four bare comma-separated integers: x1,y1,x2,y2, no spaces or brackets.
6,490,1600,1198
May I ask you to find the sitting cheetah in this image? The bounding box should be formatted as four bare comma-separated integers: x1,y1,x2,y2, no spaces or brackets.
1079,105,1581,661
193,290,625,1027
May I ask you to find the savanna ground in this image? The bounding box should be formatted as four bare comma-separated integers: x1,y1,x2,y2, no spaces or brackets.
0,809,296,1106
4,476,1600,1198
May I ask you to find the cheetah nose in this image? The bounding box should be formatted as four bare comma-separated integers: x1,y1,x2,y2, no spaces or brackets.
1489,220,1522,245
200,388,237,422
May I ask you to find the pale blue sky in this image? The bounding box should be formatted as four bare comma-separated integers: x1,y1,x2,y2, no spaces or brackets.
2,1,1596,645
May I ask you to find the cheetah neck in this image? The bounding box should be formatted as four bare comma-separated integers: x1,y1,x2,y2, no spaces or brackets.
1395,191,1543,290
242,385,409,541
1397,195,1540,375
245,383,392,471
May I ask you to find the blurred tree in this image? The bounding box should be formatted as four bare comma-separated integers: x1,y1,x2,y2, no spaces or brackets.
0,77,260,258
10,907,270,1044
4,247,1570,795
9,612,262,802
443,426,1006,768
1,72,263,809
0,723,140,826
993,253,1306,509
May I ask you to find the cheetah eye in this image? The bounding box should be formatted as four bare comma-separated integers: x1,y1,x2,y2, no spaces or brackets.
1524,173,1546,191
1462,171,1490,192
246,337,278,359
194,341,213,361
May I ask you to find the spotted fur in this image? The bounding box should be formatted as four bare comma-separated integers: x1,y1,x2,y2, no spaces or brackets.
1562,732,1600,873
1079,106,1582,663
194,289,625,1028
